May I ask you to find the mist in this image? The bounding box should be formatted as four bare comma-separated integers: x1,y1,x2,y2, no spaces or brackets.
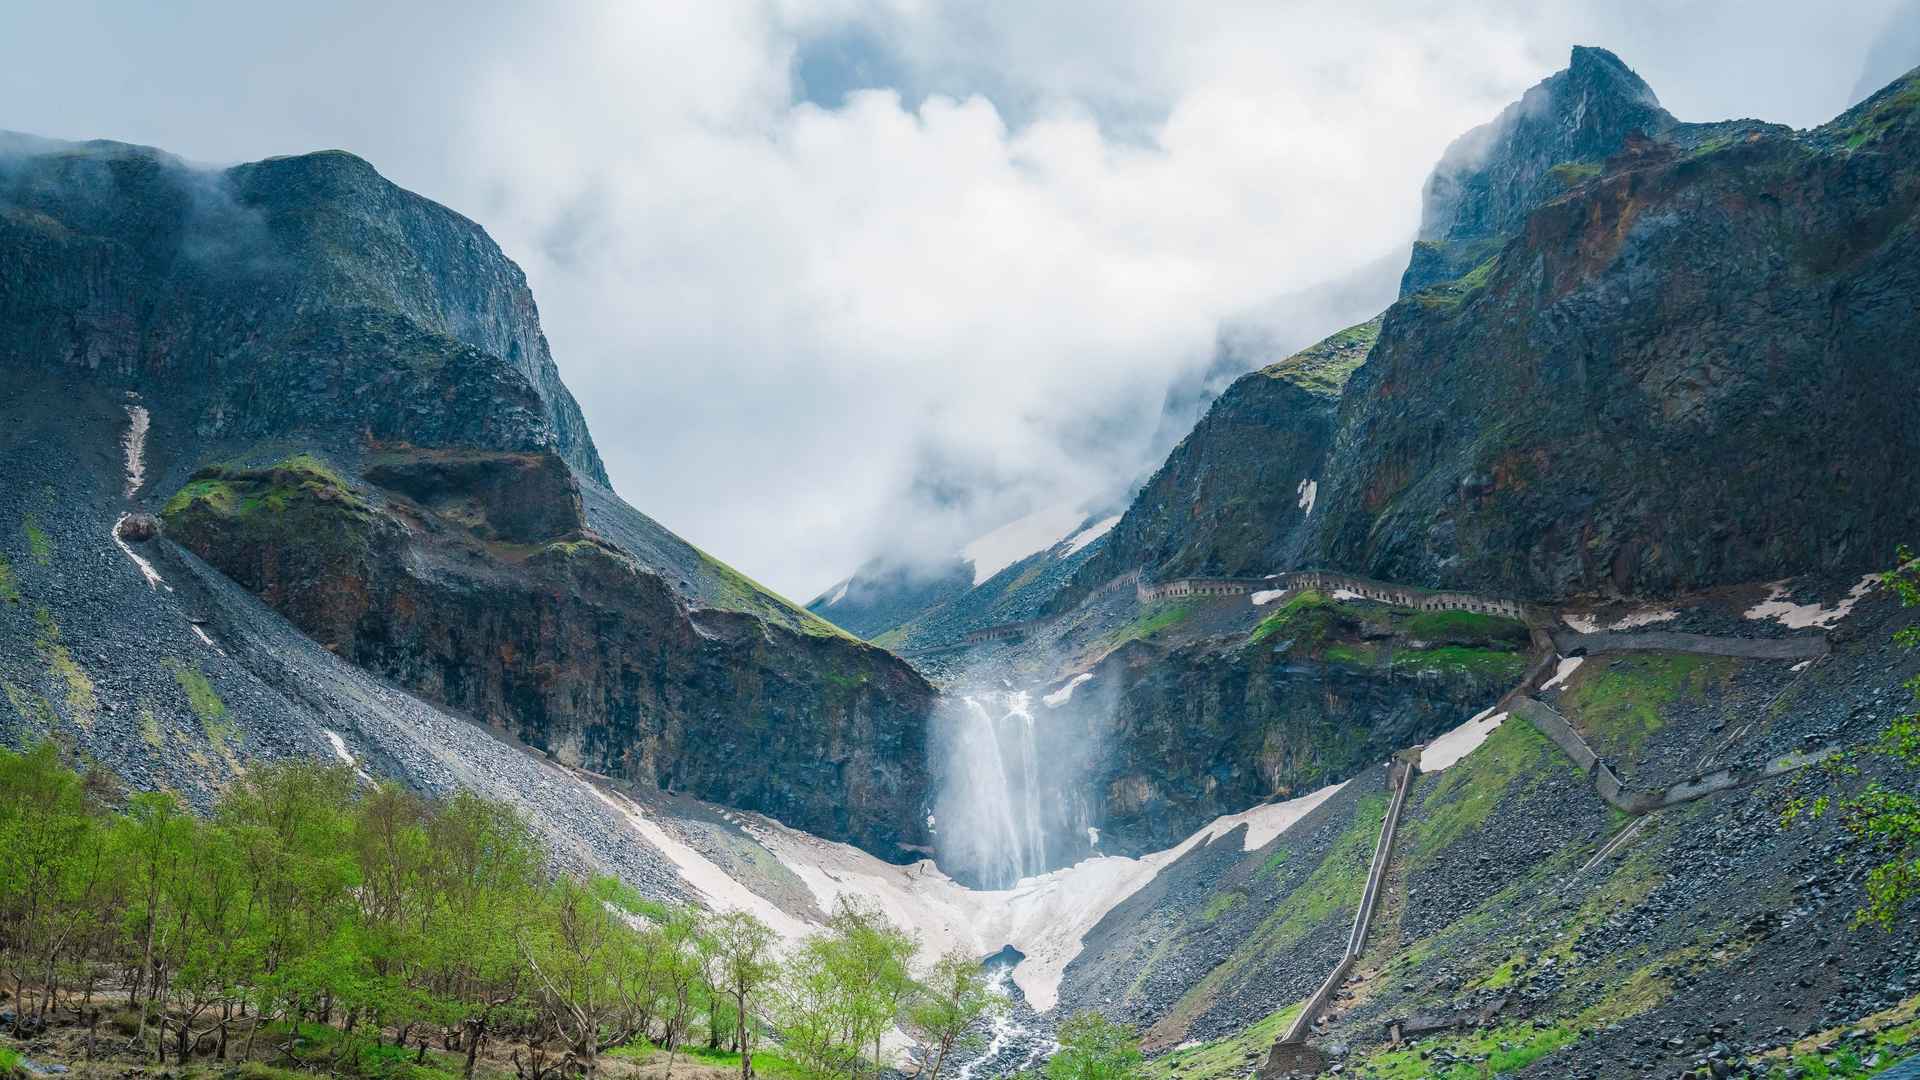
1,1,1904,597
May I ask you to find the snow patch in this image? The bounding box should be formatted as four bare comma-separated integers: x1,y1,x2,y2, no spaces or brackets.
823,579,850,607
1296,478,1317,515
1420,706,1506,771
1251,589,1288,606
1611,607,1679,629
961,503,1088,585
1331,588,1365,602
1540,655,1585,691
1744,575,1878,630
1562,613,1602,633
112,514,169,591
323,729,356,765
1042,673,1092,708
122,403,150,500
1061,515,1121,556
1791,659,1813,673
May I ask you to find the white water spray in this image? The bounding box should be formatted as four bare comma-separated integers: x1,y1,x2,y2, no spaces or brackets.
941,690,1055,888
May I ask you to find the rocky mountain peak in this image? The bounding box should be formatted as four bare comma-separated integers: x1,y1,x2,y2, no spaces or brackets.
1400,45,1675,294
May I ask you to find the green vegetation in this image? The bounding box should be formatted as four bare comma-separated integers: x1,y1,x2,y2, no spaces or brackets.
1261,315,1383,397
1346,1019,1581,1078
1402,720,1557,867
1548,160,1603,187
1404,609,1528,646
1045,1010,1145,1080
21,513,52,566
694,548,858,641
1784,549,1920,929
0,743,1034,1080
1749,996,1920,1078
1561,653,1731,755
1324,641,1380,667
1201,890,1246,921
0,679,57,730
1392,645,1529,682
1249,792,1389,952
1110,602,1194,646
1140,1005,1299,1080
162,453,370,520
1415,255,1501,312
0,1045,20,1077
30,605,96,727
167,658,226,727
1833,78,1920,150
0,552,18,603
1249,590,1334,646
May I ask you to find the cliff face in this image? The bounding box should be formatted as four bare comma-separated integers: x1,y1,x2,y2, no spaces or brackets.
1053,56,1920,608
1057,318,1378,605
1313,70,1920,598
0,134,935,858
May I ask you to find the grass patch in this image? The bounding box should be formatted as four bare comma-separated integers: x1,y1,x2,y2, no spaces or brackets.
1404,609,1528,646
1559,653,1732,755
1325,641,1381,667
0,553,18,603
1249,590,1334,646
1414,255,1500,312
609,1039,805,1079
1402,720,1559,867
1351,1020,1581,1078
167,658,230,744
0,1045,21,1075
1111,602,1194,646
693,548,856,641
1141,1004,1301,1080
1393,645,1528,681
1835,78,1920,150
32,606,96,727
1202,890,1247,921
1548,160,1603,187
1261,315,1383,397
21,513,52,565
2,679,59,730
140,705,164,748
1250,791,1389,953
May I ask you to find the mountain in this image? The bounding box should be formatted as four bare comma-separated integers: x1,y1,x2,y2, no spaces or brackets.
0,135,934,859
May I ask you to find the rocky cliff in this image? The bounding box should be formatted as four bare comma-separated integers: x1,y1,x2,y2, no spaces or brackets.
0,134,935,857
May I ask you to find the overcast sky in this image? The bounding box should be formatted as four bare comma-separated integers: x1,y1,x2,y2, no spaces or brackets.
3,2,1910,598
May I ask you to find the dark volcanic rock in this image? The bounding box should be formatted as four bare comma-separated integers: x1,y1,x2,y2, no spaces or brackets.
1312,66,1920,599
0,133,936,859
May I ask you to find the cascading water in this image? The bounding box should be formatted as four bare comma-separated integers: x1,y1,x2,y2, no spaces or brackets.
931,685,1098,889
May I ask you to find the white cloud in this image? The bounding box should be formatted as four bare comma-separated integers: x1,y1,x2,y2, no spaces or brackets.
0,1,1900,596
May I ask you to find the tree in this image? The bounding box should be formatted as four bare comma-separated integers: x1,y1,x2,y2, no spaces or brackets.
707,910,777,1080
1044,1011,1142,1080
1789,550,1920,928
773,898,917,1080
906,951,1007,1080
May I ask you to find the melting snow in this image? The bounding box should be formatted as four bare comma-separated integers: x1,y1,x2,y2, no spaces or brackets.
1611,608,1679,629
112,514,169,591
961,503,1089,585
1562,613,1602,633
322,729,375,783
1296,479,1318,515
1420,706,1507,771
122,403,150,500
603,781,1342,1014
1251,589,1287,606
1791,660,1813,673
1540,655,1585,691
1331,588,1365,602
1061,515,1121,557
1042,673,1092,708
823,579,850,607
1744,575,1878,630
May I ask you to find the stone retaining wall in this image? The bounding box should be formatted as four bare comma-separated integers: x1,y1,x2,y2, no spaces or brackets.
1137,568,1539,622
1550,629,1828,660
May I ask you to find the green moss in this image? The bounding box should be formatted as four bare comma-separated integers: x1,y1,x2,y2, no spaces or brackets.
1404,609,1529,645
163,452,371,523
139,705,164,749
21,513,52,565
0,552,18,603
693,548,857,641
32,605,96,726
1402,720,1558,867
1110,602,1195,646
1548,160,1603,187
1392,645,1528,681
1835,79,1920,150
1252,791,1389,952
1259,315,1384,397
1414,255,1500,312
1352,1020,1581,1079
1325,641,1381,667
1560,653,1732,755
1140,1004,1301,1080
2,679,58,730
1249,590,1334,646
167,658,229,742
1201,890,1246,921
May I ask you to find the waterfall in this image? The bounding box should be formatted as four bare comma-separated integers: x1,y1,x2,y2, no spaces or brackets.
935,689,1056,889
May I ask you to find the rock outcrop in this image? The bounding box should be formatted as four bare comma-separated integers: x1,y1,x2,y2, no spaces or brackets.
0,134,935,858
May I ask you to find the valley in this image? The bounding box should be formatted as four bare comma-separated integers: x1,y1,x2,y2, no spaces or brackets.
4,38,1920,1080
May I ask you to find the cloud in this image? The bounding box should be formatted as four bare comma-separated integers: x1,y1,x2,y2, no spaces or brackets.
0,1,1899,596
